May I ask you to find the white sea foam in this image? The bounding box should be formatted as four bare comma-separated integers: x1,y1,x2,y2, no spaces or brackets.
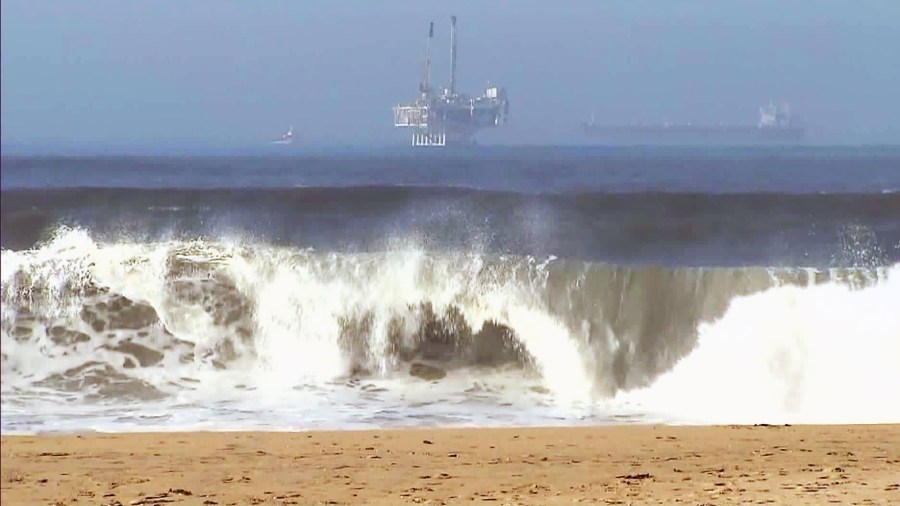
2,228,897,432
616,265,900,424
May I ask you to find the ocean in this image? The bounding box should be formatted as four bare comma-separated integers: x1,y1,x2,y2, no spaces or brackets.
2,146,899,433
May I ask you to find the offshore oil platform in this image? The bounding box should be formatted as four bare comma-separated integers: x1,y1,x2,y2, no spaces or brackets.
393,16,509,147
582,101,806,145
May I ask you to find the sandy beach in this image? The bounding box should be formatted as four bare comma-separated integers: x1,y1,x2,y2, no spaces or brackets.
2,424,898,505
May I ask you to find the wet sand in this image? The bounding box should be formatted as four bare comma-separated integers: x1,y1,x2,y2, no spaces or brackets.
2,424,898,505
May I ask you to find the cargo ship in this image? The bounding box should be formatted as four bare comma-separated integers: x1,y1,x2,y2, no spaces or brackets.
582,102,806,145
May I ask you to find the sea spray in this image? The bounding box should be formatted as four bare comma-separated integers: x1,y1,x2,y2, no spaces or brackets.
615,268,900,424
2,228,897,430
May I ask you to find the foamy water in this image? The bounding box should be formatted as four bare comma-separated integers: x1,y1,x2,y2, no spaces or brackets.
2,229,898,433
615,274,900,424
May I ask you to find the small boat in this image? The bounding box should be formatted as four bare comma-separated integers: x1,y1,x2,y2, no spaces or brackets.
272,126,293,145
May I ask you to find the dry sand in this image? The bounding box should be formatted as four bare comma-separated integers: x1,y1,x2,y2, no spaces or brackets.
2,424,898,505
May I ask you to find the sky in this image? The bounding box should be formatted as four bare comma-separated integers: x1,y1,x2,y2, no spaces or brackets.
2,1,899,150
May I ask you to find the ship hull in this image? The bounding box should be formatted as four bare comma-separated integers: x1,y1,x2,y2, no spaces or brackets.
582,124,806,145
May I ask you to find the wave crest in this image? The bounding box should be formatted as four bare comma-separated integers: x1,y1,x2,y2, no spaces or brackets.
2,229,897,424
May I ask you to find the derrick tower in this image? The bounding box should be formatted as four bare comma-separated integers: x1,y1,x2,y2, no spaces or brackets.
393,16,509,147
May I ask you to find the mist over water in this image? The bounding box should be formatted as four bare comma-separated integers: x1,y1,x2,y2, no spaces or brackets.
3,2,900,146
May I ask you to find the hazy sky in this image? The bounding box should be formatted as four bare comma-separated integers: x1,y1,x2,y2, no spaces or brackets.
2,1,899,149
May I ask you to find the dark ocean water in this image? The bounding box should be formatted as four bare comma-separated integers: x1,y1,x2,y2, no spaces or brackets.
3,147,899,266
2,146,899,433
4,146,900,192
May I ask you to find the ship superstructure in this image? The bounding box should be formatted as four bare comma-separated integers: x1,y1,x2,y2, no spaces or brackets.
757,101,794,129
582,101,806,145
393,16,509,147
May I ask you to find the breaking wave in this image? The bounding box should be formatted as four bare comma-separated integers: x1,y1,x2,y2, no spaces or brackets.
4,187,900,267
2,228,898,426
616,271,900,424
